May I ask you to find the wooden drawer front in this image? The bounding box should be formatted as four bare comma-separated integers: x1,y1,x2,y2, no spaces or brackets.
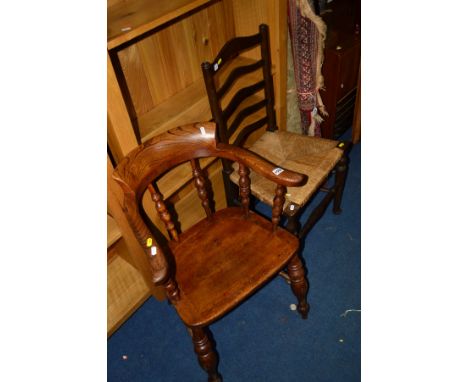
334,89,356,138
337,45,361,100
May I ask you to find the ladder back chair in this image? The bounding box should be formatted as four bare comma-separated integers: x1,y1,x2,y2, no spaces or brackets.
201,24,350,238
112,122,310,382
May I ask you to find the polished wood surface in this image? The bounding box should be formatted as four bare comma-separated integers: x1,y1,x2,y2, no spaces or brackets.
191,326,221,382
169,207,299,326
114,122,305,201
107,0,214,49
112,121,310,381
320,0,361,139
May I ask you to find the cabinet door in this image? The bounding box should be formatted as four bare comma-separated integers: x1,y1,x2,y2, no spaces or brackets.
336,44,360,100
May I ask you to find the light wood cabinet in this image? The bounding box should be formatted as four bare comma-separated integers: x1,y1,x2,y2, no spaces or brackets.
107,214,150,336
107,0,289,334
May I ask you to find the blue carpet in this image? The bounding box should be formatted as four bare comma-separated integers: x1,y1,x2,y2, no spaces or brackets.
108,137,360,382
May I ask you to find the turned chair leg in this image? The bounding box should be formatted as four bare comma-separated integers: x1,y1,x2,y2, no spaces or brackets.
285,212,300,235
190,326,222,382
287,253,310,319
333,151,348,215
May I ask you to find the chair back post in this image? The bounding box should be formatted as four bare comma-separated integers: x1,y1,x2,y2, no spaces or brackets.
201,62,229,144
202,61,238,206
259,24,278,132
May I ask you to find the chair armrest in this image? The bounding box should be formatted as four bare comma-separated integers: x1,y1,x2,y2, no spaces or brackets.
216,143,307,187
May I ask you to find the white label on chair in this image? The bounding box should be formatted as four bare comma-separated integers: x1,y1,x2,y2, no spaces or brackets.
199,126,206,135
272,167,284,175
151,246,157,256
213,63,219,71
290,204,295,211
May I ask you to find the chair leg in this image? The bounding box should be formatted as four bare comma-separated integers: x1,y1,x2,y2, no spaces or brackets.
333,151,348,215
190,326,222,382
285,213,300,235
287,253,310,319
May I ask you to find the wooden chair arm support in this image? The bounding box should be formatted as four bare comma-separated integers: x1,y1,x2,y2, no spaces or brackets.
112,177,170,286
217,143,307,188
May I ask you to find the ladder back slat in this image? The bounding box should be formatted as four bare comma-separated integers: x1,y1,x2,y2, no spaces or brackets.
227,99,267,139
232,116,268,146
222,80,265,122
217,60,264,99
211,34,262,70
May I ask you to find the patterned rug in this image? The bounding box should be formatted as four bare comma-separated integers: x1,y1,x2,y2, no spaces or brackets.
287,0,327,136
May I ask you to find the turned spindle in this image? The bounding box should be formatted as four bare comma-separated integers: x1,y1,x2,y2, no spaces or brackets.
147,183,179,241
238,163,251,216
272,184,286,231
191,159,212,217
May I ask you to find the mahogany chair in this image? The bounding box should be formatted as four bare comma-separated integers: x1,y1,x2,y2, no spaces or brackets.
201,24,350,239
112,122,310,382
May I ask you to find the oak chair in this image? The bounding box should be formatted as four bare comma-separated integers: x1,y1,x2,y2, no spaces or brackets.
112,122,310,382
201,24,350,239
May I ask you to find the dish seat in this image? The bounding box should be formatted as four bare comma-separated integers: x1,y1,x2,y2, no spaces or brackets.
169,207,299,327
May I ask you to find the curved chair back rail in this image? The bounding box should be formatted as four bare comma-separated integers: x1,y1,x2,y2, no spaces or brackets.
112,121,306,285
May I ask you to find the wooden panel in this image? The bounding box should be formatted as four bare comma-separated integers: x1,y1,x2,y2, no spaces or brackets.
107,251,151,336
108,0,126,9
107,0,214,49
108,156,166,301
107,52,138,162
207,0,236,54
138,78,210,141
136,34,176,106
337,46,361,100
183,7,213,71
107,214,123,248
117,0,234,120
229,0,265,60
116,44,155,117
